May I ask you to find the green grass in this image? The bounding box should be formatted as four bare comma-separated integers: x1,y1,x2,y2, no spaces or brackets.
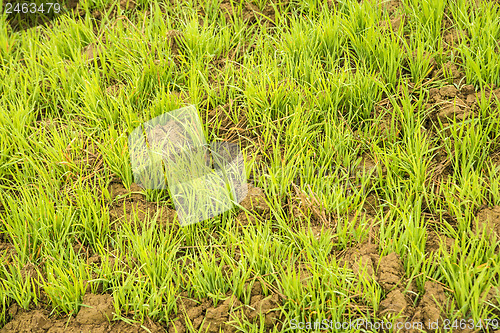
1,0,500,331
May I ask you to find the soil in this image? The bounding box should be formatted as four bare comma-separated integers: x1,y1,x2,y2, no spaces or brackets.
412,281,451,331
363,192,384,216
481,286,500,316
1,294,163,333
106,83,124,97
82,43,106,63
108,181,177,232
346,243,379,279
214,0,276,26
381,0,403,15
167,283,282,333
433,85,473,123
338,242,380,281
290,183,334,232
425,230,455,253
381,15,404,32
336,238,459,333
0,243,16,265
426,80,500,132
473,206,500,242
235,184,270,226
338,244,449,327
379,289,408,315
203,103,250,143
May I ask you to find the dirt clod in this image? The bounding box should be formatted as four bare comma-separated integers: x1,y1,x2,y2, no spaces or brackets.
437,98,470,122
0,299,162,333
425,231,455,253
416,281,448,330
440,85,459,98
379,289,408,315
204,295,241,333
236,185,269,225
239,185,268,213
377,252,404,292
340,242,379,269
352,255,376,280
461,84,475,95
442,62,464,84
76,294,114,325
244,294,280,325
251,281,263,296
108,182,177,230
119,0,136,10
169,289,282,333
474,206,500,242
429,87,441,103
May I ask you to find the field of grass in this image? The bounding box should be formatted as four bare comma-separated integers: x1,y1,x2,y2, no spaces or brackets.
1,0,500,332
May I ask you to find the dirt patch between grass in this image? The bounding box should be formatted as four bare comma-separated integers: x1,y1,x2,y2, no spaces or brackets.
215,0,276,26
425,230,455,253
474,205,500,243
108,181,271,232
427,79,500,127
411,281,450,331
429,83,476,124
235,184,270,227
425,83,500,186
0,242,16,265
168,283,282,333
338,243,455,331
290,183,333,231
339,244,414,317
203,102,250,143
108,182,177,231
1,294,163,333
376,252,452,332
